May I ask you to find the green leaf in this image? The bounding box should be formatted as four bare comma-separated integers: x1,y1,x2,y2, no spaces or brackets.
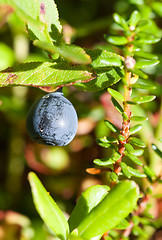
124,143,135,155
129,11,140,28
128,167,146,178
87,49,123,67
132,226,148,237
132,215,140,226
131,95,156,104
130,116,148,122
132,83,156,90
126,153,143,166
57,44,92,65
143,166,156,182
118,134,125,141
94,158,115,166
134,49,158,60
100,136,117,144
133,149,144,156
115,219,130,230
129,124,142,135
134,33,161,44
131,69,148,79
128,137,146,148
113,13,129,31
74,49,123,92
135,60,159,69
8,0,62,43
152,144,162,158
0,62,94,89
104,35,128,45
108,88,124,101
104,120,119,133
136,19,150,32
28,172,69,240
111,97,124,114
77,181,139,239
34,40,92,65
120,162,132,179
110,172,118,182
111,151,121,161
68,185,109,232
96,140,112,149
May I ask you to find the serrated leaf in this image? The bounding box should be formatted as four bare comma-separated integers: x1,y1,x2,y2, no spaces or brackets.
108,88,124,101
7,0,62,43
115,219,130,230
128,167,146,178
77,181,139,239
126,153,143,166
28,172,69,240
100,136,117,144
34,40,91,65
129,10,140,28
104,120,119,133
135,60,159,69
111,97,124,114
94,158,115,166
124,143,135,155
0,62,94,88
129,124,142,135
87,49,123,67
152,144,162,158
74,49,123,92
113,13,129,31
130,116,148,122
104,35,128,45
120,162,132,179
132,83,156,90
128,137,146,148
131,95,156,104
68,185,109,232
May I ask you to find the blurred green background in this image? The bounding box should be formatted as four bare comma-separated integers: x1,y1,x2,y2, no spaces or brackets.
0,0,162,239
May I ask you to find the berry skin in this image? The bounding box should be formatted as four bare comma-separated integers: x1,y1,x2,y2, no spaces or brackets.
26,92,78,146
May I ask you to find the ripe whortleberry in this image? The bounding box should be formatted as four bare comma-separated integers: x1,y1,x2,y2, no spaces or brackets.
26,91,78,146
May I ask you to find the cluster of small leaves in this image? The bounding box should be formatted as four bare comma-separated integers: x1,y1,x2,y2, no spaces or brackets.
93,10,161,182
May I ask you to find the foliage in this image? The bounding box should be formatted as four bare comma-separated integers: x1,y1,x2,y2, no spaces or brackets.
0,0,162,239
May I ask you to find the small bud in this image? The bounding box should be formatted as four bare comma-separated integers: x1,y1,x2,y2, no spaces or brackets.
125,56,136,69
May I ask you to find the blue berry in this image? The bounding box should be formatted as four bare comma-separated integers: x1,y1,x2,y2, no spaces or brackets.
26,92,78,146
